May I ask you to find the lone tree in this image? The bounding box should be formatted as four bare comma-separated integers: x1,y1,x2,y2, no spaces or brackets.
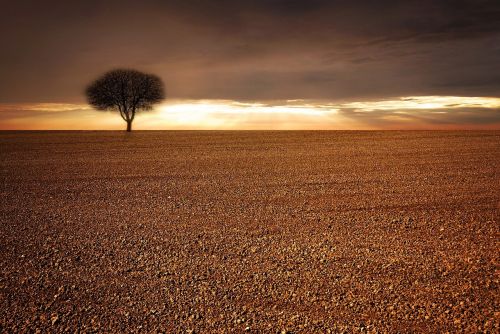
86,69,165,132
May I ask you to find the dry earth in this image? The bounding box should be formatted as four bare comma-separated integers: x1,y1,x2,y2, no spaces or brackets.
0,131,499,333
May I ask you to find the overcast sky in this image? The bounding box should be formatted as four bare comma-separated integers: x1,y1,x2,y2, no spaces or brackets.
1,0,499,129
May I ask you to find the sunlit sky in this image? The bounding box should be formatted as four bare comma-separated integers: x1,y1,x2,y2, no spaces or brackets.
1,1,500,130
2,96,499,130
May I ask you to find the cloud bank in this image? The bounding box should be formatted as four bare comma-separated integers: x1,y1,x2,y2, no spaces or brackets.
1,0,499,104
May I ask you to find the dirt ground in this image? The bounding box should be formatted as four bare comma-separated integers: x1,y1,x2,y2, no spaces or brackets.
0,131,499,333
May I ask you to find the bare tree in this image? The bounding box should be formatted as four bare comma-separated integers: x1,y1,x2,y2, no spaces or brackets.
86,69,165,132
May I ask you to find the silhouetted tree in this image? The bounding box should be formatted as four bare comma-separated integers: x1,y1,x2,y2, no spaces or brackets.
86,69,165,132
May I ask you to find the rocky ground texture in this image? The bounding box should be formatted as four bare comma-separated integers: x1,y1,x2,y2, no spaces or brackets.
0,131,499,333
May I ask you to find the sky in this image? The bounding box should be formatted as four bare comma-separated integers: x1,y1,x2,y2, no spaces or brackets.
1,0,499,130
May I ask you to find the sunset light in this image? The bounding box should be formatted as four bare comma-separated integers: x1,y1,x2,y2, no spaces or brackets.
1,96,499,130
341,96,500,111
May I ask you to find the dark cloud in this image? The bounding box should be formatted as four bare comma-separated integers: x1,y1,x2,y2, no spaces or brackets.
338,107,500,128
0,0,499,102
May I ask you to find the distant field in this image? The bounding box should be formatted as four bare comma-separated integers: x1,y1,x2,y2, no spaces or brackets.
1,131,499,332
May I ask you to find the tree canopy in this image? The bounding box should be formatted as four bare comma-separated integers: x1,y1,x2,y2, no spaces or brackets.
86,69,165,131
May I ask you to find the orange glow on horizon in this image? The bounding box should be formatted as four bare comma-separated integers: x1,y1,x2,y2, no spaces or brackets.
0,96,499,130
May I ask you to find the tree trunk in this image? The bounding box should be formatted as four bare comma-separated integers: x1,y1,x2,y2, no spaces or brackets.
126,120,132,132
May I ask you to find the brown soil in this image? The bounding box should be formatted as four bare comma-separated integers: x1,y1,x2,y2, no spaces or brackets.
1,131,499,333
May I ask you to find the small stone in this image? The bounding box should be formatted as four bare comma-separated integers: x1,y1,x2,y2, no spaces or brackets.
50,314,59,326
